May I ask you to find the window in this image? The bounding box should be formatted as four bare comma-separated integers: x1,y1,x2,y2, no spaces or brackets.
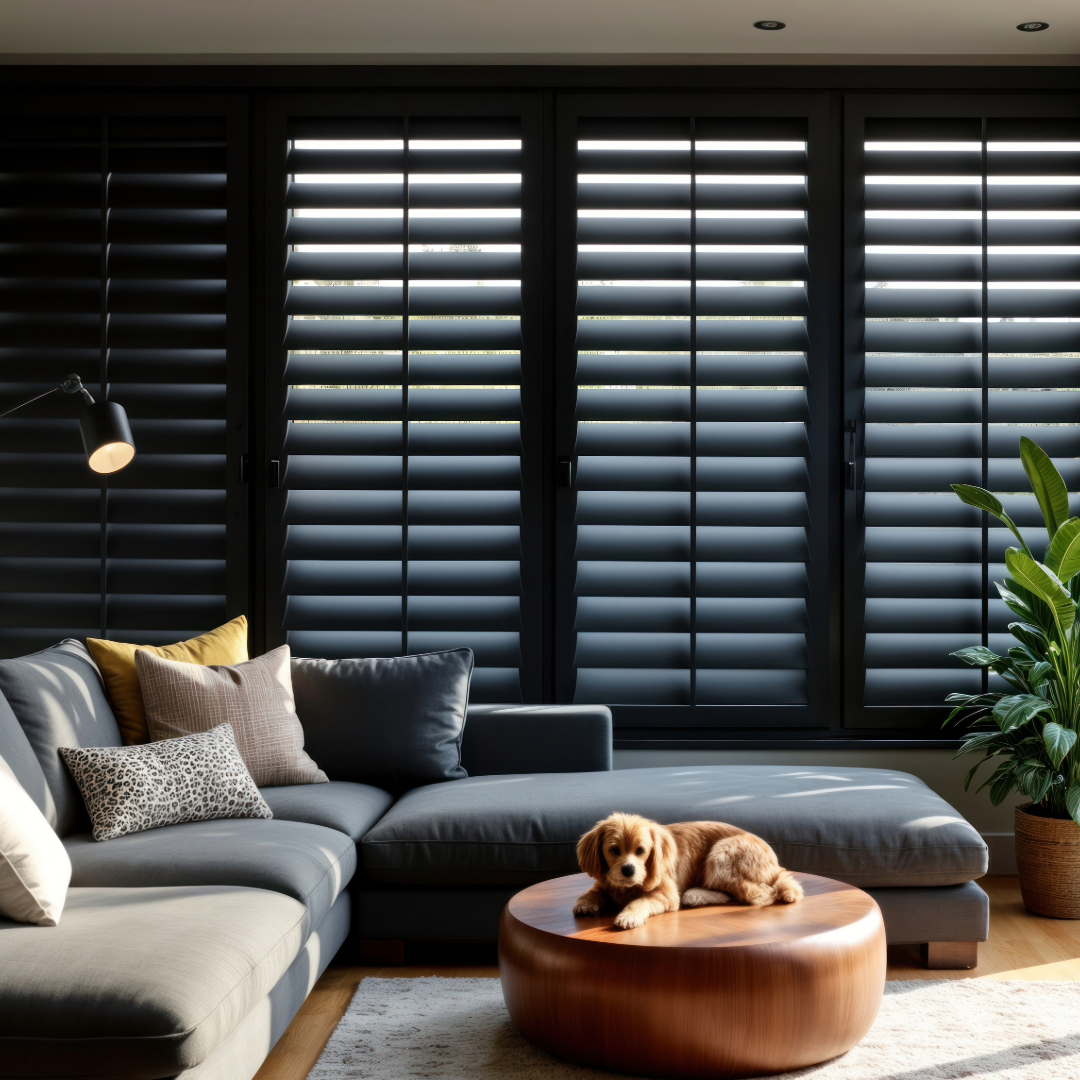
845,98,1080,731
0,105,247,654
554,98,833,738
267,98,544,702
5,82,1074,744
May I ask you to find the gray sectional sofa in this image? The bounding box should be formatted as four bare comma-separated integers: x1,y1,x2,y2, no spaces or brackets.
0,640,989,1080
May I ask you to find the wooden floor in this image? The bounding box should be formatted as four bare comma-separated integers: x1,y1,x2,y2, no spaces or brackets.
252,875,1080,1080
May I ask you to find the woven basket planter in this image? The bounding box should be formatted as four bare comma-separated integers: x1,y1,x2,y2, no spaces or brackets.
1015,804,1080,919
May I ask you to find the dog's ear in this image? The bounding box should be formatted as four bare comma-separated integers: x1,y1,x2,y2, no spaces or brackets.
576,823,607,880
643,824,678,891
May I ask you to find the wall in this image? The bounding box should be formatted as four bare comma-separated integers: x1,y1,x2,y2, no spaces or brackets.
615,748,1024,874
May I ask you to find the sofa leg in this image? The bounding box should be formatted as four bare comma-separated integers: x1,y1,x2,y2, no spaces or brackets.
359,939,405,966
920,942,978,970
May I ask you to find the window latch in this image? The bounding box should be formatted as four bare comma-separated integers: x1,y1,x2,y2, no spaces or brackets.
269,459,281,489
559,459,574,489
845,422,857,491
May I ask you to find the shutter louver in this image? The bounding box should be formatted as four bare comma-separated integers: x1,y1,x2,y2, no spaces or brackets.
0,112,235,655
279,115,529,701
855,114,1080,724
568,116,820,720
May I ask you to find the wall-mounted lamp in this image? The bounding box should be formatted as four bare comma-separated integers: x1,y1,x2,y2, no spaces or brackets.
0,375,136,475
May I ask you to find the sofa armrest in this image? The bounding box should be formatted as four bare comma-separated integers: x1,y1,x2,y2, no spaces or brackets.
460,704,612,776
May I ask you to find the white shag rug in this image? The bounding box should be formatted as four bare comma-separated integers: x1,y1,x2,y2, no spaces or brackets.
309,976,1080,1080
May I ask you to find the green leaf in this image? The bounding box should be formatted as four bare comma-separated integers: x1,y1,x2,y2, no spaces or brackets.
989,771,1018,806
1043,722,1077,768
951,484,1031,553
951,483,1004,517
1028,769,1056,807
997,582,1049,633
1009,622,1048,656
1004,550,1076,632
1020,437,1071,538
1046,518,1080,582
958,731,1009,755
1029,661,1053,686
951,646,1003,668
946,692,1004,706
1067,783,1080,827
963,762,983,792
992,693,1054,732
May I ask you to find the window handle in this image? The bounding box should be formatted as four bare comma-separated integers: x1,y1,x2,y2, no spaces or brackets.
559,459,574,489
845,422,857,491
269,459,281,489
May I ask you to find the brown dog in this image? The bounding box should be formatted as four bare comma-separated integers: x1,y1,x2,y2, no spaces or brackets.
573,813,803,930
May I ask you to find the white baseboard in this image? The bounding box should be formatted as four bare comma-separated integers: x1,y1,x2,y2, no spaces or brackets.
983,833,1016,875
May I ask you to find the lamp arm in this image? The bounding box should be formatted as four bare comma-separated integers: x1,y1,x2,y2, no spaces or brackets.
0,374,96,421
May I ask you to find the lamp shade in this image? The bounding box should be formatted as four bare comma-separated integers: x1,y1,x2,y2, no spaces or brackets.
79,400,136,474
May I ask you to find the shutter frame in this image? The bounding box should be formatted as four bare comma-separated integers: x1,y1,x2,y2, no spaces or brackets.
555,93,835,739
844,93,1080,732
264,92,544,702
0,94,248,656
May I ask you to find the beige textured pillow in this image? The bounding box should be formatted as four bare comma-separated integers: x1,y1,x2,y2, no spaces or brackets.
0,758,72,925
135,645,328,787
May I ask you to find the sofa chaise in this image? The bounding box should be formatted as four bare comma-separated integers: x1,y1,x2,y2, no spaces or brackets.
0,640,989,1080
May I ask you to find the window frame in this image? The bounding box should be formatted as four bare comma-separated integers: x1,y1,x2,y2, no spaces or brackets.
554,92,840,741
842,93,1080,736
261,92,547,700
1,70,1075,748
0,91,251,649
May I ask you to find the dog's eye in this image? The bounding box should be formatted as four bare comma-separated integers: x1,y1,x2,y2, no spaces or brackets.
636,847,645,856
609,846,620,855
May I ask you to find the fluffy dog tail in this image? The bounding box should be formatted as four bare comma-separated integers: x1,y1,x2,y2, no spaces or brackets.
771,869,803,904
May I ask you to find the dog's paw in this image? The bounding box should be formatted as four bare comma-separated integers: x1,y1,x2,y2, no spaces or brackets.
681,888,731,908
573,896,602,916
614,909,647,930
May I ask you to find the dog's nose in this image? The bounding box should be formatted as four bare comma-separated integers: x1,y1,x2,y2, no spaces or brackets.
621,864,635,878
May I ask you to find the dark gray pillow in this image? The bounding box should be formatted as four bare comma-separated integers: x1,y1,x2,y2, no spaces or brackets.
0,640,122,836
291,649,473,792
0,691,52,822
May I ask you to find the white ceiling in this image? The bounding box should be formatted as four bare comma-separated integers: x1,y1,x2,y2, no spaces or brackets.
1,0,1078,62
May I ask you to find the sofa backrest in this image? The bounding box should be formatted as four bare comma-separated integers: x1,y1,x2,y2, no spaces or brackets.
0,640,122,836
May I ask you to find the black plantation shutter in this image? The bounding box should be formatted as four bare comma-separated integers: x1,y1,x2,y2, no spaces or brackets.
0,107,245,656
847,103,1080,728
559,103,830,733
273,105,540,702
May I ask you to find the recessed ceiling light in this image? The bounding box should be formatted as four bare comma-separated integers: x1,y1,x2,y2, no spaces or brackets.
1016,21,1049,31
754,20,786,30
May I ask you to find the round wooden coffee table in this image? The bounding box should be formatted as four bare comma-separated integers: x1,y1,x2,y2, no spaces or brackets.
499,872,885,1079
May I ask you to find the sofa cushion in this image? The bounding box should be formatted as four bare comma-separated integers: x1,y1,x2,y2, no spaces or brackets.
0,688,52,819
0,756,71,926
60,725,273,842
291,648,472,791
138,644,328,787
260,780,394,842
87,615,250,746
0,885,308,1079
360,766,988,889
0,639,122,836
64,818,355,927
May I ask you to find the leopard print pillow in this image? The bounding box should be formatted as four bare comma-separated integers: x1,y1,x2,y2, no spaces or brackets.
59,725,273,841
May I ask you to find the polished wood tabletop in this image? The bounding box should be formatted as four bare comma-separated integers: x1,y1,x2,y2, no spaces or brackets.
508,871,879,949
499,872,886,1079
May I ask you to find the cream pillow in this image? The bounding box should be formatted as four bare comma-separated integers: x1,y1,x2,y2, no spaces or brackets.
0,758,71,925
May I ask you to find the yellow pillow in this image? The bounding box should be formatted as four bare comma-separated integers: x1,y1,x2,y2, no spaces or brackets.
86,616,249,745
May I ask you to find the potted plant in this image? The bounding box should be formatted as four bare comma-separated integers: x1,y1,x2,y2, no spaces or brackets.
949,437,1080,918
